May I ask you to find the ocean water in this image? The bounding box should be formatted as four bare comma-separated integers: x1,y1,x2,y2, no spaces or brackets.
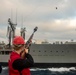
1,67,76,75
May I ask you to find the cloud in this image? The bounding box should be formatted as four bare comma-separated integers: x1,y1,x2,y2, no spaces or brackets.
0,0,76,43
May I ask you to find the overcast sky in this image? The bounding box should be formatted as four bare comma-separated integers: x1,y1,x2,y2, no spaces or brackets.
0,0,76,44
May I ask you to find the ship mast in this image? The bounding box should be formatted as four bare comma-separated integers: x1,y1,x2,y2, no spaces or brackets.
20,27,26,40
7,18,17,47
20,15,26,40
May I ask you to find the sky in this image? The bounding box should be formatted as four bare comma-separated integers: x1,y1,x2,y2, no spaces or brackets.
0,0,76,44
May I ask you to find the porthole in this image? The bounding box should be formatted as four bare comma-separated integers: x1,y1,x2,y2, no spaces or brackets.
62,51,64,52
56,51,58,52
39,51,41,52
45,51,46,52
33,50,35,52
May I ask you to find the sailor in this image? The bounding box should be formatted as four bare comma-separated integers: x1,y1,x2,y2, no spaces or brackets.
0,64,2,73
8,36,34,75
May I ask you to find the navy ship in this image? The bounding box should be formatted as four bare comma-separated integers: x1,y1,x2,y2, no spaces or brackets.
0,18,76,67
0,42,76,67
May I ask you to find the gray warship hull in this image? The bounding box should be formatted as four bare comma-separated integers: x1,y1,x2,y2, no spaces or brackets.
30,44,76,67
0,44,76,67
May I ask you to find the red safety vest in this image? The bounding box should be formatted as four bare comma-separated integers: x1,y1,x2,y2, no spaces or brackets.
8,52,30,75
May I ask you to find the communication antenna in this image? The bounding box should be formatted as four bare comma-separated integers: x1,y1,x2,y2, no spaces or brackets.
16,9,17,25
11,9,13,21
22,15,23,27
20,15,26,40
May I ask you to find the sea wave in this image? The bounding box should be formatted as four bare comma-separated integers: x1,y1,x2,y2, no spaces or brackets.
30,67,76,72
2,66,76,72
47,67,76,72
30,68,46,71
1,67,76,75
2,67,8,70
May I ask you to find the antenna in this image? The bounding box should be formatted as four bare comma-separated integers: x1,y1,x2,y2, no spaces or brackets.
20,14,27,40
22,15,23,27
16,9,17,25
11,8,13,21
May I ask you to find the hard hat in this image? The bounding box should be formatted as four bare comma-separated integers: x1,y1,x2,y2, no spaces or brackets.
13,36,25,45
